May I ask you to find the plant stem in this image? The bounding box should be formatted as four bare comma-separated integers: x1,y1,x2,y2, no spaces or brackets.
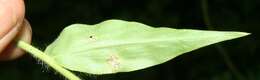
201,0,245,80
17,40,81,80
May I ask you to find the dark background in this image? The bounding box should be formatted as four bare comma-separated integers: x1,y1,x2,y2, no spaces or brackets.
0,0,259,80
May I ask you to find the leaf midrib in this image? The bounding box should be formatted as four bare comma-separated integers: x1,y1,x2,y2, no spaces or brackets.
69,38,185,55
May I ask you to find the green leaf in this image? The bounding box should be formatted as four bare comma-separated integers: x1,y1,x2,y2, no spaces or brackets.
44,19,249,74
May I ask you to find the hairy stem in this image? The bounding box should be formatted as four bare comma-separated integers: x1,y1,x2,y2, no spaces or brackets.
17,40,81,80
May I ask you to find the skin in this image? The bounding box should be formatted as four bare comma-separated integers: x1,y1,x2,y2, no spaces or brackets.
0,0,32,61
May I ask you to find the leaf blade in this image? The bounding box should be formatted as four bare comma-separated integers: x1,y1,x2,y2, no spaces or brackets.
45,19,249,74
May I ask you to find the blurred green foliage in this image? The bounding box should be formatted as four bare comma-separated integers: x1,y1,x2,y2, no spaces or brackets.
0,0,258,80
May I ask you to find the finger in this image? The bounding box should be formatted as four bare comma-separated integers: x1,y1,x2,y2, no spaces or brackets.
0,0,25,38
0,20,32,61
0,22,21,54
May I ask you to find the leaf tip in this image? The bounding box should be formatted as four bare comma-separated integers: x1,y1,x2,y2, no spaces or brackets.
237,32,251,37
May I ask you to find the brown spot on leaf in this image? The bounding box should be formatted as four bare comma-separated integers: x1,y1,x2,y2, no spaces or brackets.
107,54,120,72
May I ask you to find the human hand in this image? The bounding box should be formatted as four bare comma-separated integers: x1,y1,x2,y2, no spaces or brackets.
0,0,32,61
